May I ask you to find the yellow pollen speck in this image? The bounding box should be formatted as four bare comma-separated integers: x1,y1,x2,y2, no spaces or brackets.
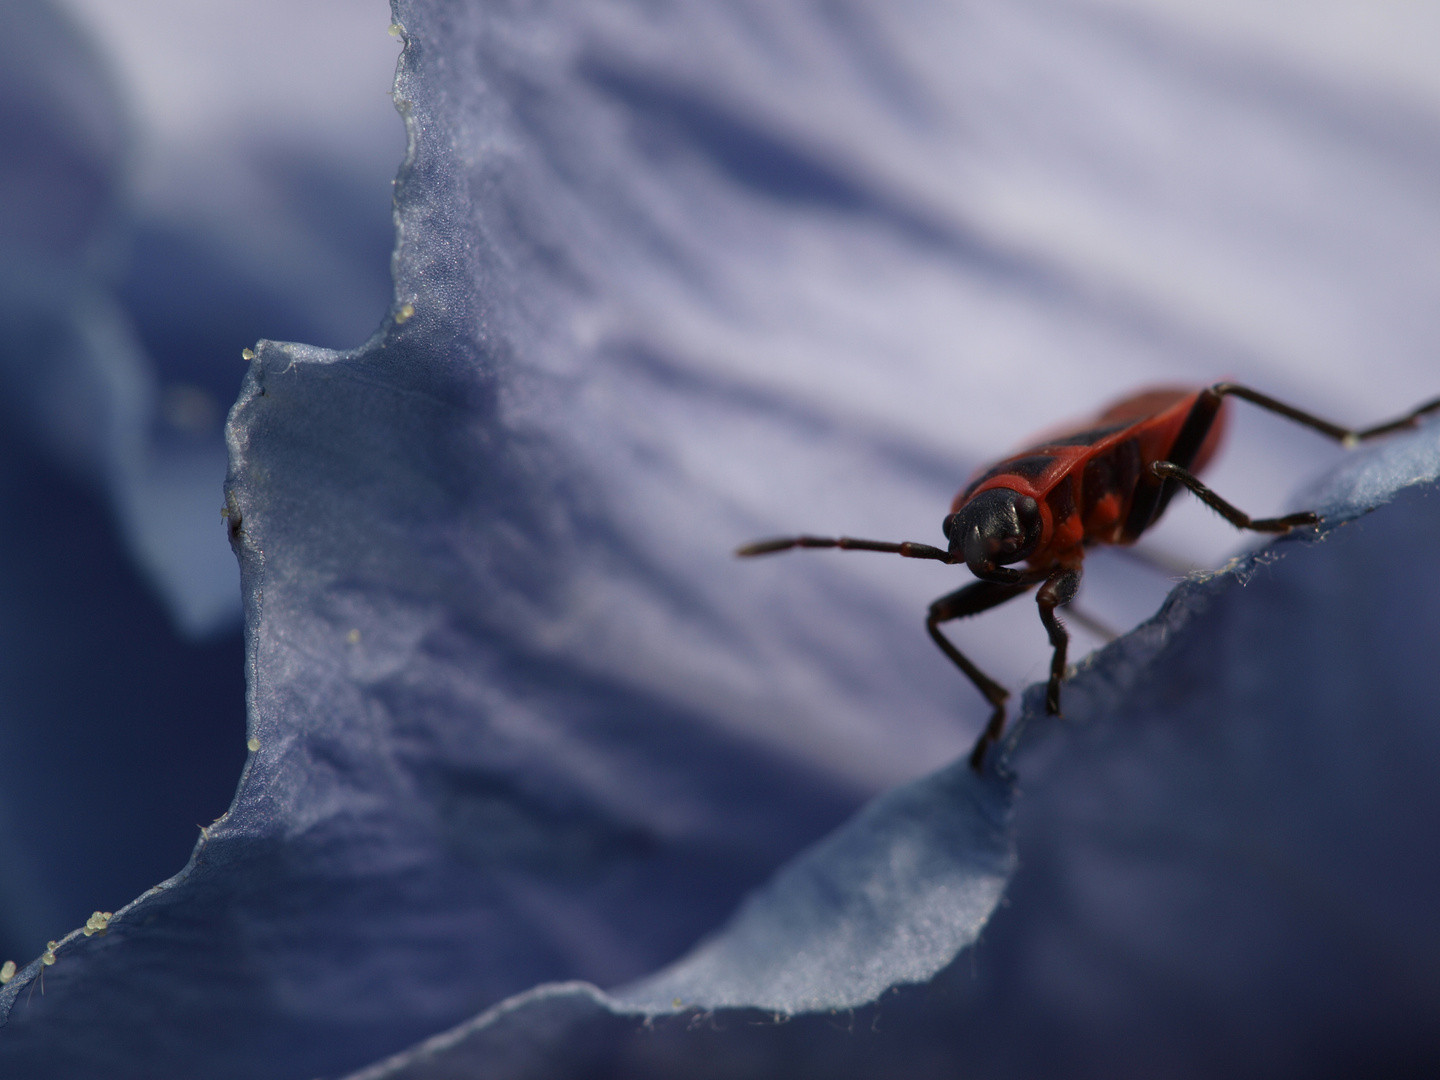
42,943,56,966
388,23,403,36
395,303,415,324
83,911,113,937
0,960,14,983
247,736,261,753
241,347,256,361
346,628,361,645
672,997,683,1008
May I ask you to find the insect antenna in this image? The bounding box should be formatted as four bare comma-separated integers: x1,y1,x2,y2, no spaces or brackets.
737,535,950,562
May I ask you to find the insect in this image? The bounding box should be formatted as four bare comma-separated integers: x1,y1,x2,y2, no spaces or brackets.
739,382,1440,772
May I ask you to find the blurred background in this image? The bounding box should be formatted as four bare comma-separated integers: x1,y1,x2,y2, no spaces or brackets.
0,0,401,963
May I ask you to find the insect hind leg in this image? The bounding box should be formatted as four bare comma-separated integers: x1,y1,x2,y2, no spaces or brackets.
1213,382,1440,445
926,579,1031,772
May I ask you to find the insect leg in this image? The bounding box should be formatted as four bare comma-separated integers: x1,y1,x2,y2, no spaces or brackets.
1035,567,1082,717
1124,387,1227,541
1150,460,1319,532
926,579,1032,771
1213,383,1440,445
1063,602,1120,643
737,535,950,561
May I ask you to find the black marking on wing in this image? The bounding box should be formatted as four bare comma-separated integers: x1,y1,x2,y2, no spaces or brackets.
964,454,1058,498
1004,454,1059,479
1040,421,1133,448
979,454,1056,483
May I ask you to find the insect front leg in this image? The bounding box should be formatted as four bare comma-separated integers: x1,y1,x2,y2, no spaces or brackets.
1035,566,1082,717
926,579,1031,771
1150,461,1319,533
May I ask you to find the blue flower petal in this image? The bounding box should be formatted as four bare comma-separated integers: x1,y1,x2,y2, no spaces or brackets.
5,2,1440,1078
336,423,1440,1079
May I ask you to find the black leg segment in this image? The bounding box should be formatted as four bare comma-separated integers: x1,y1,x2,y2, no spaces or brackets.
1123,385,1227,540
1124,382,1440,541
926,579,1031,772
1150,460,1319,533
1035,566,1081,717
1063,602,1121,643
1212,383,1440,445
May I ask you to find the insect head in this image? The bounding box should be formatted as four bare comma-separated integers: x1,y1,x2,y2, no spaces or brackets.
943,487,1042,583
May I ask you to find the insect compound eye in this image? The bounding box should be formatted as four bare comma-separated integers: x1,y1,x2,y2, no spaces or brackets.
1010,494,1042,555
941,513,957,540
